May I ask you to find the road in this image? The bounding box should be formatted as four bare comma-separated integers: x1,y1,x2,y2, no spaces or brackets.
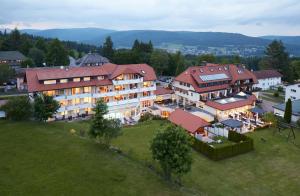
259,99,278,112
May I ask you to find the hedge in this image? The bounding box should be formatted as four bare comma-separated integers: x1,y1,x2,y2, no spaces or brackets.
192,131,254,161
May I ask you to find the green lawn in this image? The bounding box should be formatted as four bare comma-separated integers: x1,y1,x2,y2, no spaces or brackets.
260,90,285,103
1,120,300,195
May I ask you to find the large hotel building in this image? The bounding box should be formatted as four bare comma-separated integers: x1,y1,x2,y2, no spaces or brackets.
25,63,157,120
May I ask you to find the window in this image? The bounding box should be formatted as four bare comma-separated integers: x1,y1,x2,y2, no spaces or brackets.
83,87,91,93
60,79,68,83
291,89,297,92
44,80,56,85
73,78,80,82
98,76,104,80
83,77,90,81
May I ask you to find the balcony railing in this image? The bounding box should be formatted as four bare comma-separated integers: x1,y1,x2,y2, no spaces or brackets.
112,78,143,85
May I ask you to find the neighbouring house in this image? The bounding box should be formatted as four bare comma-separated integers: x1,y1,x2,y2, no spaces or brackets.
173,63,258,108
252,69,282,90
285,83,300,102
25,63,157,121
76,52,110,66
273,99,300,122
0,51,26,69
168,108,210,136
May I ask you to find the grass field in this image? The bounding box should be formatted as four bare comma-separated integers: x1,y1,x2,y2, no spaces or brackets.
1,120,300,195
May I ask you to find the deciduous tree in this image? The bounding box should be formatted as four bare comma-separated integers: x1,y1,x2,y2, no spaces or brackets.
0,96,32,121
0,64,14,84
150,124,192,181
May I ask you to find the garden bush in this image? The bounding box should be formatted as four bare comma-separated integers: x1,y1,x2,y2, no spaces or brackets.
273,92,279,97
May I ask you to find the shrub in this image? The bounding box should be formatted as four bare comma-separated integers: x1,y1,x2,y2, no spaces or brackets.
273,92,279,97
139,112,163,122
277,86,283,92
0,96,32,121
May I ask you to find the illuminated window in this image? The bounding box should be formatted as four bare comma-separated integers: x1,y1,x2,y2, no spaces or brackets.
60,79,68,83
83,87,91,93
44,80,56,85
72,88,81,94
83,97,91,103
73,78,80,82
44,90,55,96
83,77,90,81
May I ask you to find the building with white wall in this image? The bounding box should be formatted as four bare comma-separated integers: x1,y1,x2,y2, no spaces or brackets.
253,70,282,90
173,63,258,107
273,99,300,122
285,83,300,102
25,63,157,121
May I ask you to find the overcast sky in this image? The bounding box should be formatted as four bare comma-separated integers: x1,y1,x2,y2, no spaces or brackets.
0,0,299,36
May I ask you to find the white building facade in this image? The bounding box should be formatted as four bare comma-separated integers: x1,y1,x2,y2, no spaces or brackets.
253,70,282,90
25,63,157,121
285,83,300,102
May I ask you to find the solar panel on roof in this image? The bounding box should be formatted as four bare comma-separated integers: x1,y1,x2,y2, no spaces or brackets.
199,73,229,81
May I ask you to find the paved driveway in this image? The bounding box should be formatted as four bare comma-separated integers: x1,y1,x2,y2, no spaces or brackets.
259,99,278,112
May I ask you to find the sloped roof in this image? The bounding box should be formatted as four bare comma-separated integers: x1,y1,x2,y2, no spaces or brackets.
26,63,157,92
0,51,26,60
253,70,283,79
175,64,257,93
168,109,210,134
154,87,174,95
76,53,110,66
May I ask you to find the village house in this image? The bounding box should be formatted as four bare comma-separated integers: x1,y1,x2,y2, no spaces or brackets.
252,69,282,90
0,51,26,69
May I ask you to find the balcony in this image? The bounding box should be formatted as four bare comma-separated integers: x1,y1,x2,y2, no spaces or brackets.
57,103,92,112
112,78,143,85
107,98,139,107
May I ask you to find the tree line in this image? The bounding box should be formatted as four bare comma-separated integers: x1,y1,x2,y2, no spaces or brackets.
0,28,98,67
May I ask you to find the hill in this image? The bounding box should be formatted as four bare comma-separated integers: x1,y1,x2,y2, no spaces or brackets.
261,35,300,46
20,28,300,56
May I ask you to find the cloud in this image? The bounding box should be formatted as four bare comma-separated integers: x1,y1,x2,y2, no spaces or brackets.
0,0,300,36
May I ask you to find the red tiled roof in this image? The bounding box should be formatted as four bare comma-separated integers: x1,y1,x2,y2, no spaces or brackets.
174,64,257,93
26,63,157,92
168,109,210,134
154,87,174,95
205,95,256,111
253,69,283,80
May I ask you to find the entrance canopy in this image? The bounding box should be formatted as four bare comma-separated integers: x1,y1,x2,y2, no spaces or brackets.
221,119,243,128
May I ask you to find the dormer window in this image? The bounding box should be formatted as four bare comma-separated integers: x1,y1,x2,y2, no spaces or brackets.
83,77,90,81
60,79,68,83
98,76,104,80
218,67,222,71
200,69,203,73
224,67,228,70
73,78,80,82
44,80,56,85
141,70,145,74
210,68,214,72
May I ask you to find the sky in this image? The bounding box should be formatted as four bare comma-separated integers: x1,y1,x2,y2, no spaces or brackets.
0,0,300,36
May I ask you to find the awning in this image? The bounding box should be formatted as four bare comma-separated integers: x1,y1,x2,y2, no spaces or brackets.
250,107,265,115
221,119,243,128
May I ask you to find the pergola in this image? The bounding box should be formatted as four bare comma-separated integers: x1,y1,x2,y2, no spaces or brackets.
250,107,266,122
220,119,243,132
